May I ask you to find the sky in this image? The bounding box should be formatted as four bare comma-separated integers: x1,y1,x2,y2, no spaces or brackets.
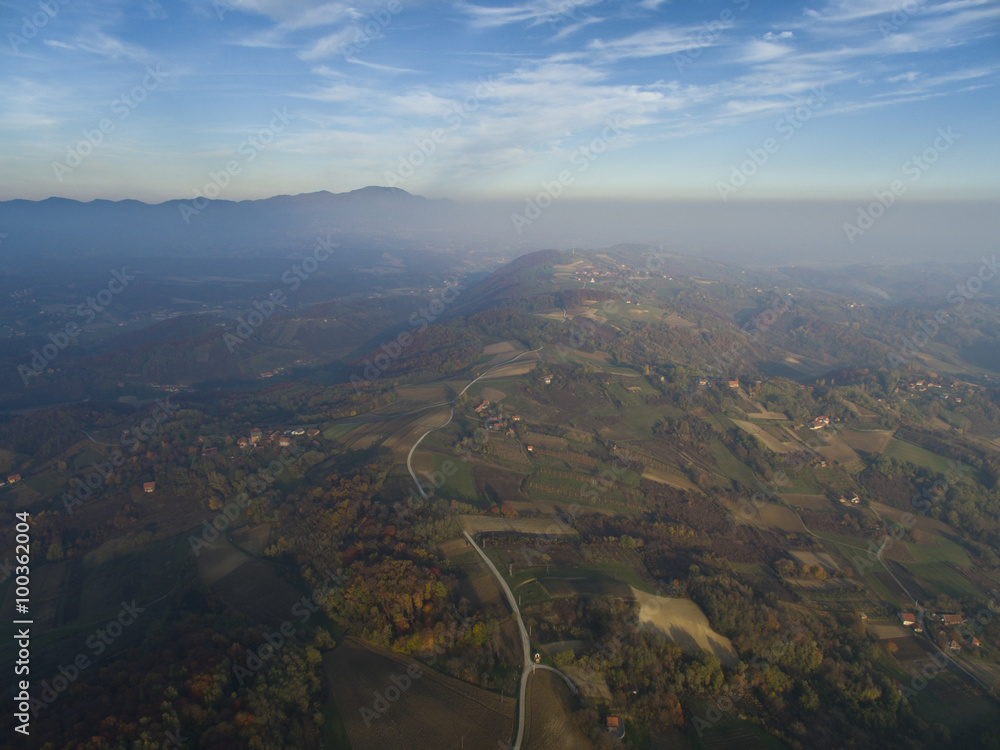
1,0,998,204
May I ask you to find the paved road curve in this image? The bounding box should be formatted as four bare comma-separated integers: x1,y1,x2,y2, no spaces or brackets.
463,530,532,750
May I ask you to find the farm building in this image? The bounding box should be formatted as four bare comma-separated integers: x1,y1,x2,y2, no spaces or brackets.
606,716,625,739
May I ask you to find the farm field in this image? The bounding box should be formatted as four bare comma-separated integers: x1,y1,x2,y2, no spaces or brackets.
781,493,835,511
867,621,913,639
395,384,449,402
906,535,972,566
883,438,954,474
633,588,738,667
642,467,699,492
904,562,983,599
731,419,794,453
709,441,758,487
324,638,515,750
456,515,579,536
697,718,785,750
811,432,864,470
789,550,841,574
839,427,894,454
523,669,596,750
871,501,960,540
430,453,477,500
909,670,1000,737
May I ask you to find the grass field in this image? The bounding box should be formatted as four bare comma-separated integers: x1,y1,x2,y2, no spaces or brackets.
496,560,653,606
839,427,894,454
431,453,477,501
909,669,1000,735
904,562,983,599
906,536,972,567
709,441,757,487
324,422,358,441
884,438,954,474
322,690,353,750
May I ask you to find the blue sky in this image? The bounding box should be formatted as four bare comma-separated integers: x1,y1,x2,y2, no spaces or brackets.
1,0,998,203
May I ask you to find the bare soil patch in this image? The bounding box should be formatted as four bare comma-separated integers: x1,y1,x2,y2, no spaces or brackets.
632,588,737,667
479,386,507,402
737,502,806,533
523,669,596,750
325,637,515,750
868,621,913,639
789,550,841,573
482,361,537,379
732,420,794,453
813,433,864,469
483,341,517,355
642,468,699,492
745,407,788,420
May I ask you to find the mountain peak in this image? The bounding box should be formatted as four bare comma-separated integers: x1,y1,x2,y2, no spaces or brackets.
346,186,417,199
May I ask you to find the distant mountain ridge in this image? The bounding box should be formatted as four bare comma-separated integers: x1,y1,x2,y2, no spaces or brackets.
0,187,466,259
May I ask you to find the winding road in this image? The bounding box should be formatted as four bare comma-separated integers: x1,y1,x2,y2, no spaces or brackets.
463,530,533,750
406,346,542,500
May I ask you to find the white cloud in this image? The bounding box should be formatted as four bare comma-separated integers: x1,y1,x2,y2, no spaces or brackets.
742,39,794,62
588,25,722,60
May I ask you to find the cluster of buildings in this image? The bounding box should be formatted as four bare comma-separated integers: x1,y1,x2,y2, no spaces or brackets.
474,399,520,436
897,611,979,649
697,377,739,388
809,416,831,430
236,427,320,450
